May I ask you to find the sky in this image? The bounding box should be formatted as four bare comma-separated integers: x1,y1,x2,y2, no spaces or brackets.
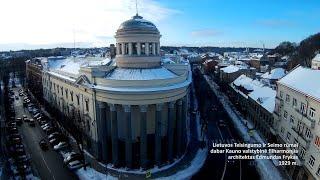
0,0,319,51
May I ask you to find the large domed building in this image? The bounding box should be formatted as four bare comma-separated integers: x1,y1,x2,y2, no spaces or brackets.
42,14,192,169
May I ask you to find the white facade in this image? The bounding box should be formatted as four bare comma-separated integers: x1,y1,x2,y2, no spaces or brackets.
274,66,320,179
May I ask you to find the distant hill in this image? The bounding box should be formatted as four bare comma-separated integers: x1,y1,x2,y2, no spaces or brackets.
161,46,271,54
273,32,320,68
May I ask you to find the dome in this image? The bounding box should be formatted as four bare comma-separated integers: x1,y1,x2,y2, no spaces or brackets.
116,14,159,35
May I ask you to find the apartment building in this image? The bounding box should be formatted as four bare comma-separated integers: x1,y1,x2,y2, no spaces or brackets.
274,66,320,180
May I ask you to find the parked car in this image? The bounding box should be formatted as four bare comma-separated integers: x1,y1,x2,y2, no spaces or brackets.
63,152,82,164
66,160,83,170
39,139,49,151
16,118,22,126
29,119,35,127
22,115,27,121
53,142,68,150
47,132,61,140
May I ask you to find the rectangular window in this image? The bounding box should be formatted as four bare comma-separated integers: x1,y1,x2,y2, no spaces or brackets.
286,132,291,141
308,156,315,167
290,115,294,124
85,100,89,111
305,128,312,139
286,94,290,102
71,92,73,102
315,136,320,148
280,91,283,98
284,111,288,119
76,95,79,105
309,107,316,118
300,103,306,114
317,166,320,176
280,127,285,134
292,98,297,107
299,148,306,159
65,89,68,99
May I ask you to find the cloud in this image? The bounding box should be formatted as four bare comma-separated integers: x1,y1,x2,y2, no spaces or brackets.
255,20,294,27
191,29,222,37
0,0,179,50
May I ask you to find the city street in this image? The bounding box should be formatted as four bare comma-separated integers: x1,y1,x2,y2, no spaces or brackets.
12,88,78,180
192,67,259,180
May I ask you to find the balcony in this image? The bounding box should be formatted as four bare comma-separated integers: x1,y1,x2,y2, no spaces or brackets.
294,109,316,129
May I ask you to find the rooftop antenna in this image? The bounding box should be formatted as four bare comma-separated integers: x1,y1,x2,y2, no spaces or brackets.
135,0,139,15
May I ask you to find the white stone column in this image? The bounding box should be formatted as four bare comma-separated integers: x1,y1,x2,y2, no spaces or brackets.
157,43,160,55
116,43,119,55
152,42,156,55
137,42,141,55
121,43,125,55
128,42,133,55
145,42,149,56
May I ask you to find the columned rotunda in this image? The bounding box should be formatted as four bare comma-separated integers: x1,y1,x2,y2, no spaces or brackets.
42,14,191,169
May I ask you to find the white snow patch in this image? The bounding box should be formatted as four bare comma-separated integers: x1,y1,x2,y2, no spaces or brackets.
157,148,207,180
76,167,117,180
105,67,177,80
261,68,286,80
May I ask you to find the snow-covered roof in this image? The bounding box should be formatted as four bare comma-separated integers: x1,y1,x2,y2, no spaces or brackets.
261,68,286,80
249,86,276,113
312,54,320,62
233,74,264,91
278,66,320,101
221,65,240,73
48,57,111,75
105,67,177,80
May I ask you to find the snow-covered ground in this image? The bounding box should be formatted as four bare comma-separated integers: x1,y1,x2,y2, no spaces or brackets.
203,74,284,180
158,148,207,180
76,167,116,180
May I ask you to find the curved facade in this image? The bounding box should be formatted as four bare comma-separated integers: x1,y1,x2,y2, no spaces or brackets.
42,14,191,169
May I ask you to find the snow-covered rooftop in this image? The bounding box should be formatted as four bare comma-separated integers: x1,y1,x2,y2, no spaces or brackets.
105,67,177,80
278,66,320,101
261,68,286,80
233,74,264,91
221,65,247,73
48,57,111,75
249,86,276,113
221,65,240,73
312,54,320,62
